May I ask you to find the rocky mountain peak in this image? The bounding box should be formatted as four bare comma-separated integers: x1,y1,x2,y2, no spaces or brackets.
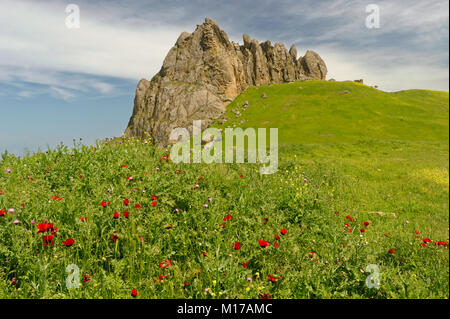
125,18,328,145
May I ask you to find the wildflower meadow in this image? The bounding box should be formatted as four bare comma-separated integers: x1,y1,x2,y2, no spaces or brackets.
0,81,448,299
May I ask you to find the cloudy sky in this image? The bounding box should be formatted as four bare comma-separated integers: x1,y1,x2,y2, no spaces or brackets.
0,0,448,154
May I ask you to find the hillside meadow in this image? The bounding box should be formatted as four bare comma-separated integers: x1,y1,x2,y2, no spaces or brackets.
0,81,448,298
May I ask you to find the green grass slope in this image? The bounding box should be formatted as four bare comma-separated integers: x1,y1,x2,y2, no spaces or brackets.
0,81,448,299
216,80,449,242
217,81,449,144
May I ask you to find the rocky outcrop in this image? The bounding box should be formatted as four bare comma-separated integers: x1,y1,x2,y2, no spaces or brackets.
125,18,327,145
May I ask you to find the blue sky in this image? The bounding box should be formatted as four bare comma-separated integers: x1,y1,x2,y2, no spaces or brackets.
0,0,448,155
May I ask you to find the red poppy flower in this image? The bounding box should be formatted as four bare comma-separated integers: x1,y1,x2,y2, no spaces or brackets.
420,243,427,247
151,196,157,200
364,222,370,227
263,218,268,224
101,201,109,208
259,240,270,248
335,211,340,215
184,281,189,286
268,274,277,283
62,238,74,247
123,198,129,206
360,228,365,233
346,215,354,222
123,211,129,219
44,223,57,236
52,196,63,201
135,204,141,209
388,249,395,254
131,288,138,297
0,190,4,195
0,208,6,216
78,174,83,178
220,223,226,228
423,238,431,243
223,214,232,222
280,228,287,235
273,241,280,248
232,242,241,250
159,260,172,269
201,251,207,256
415,230,420,235
308,251,315,258
344,223,350,228
83,274,91,282
177,170,181,174
79,216,87,222
151,201,157,207
239,174,244,178
275,234,280,240
111,235,118,242
153,275,165,283
43,235,54,246
242,262,249,268
348,228,352,233
21,203,26,207
121,164,127,168
37,222,49,234
113,212,119,219
261,293,271,299
164,224,173,230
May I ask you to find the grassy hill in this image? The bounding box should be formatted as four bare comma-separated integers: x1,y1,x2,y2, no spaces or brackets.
216,81,449,249
0,81,448,299
217,81,448,144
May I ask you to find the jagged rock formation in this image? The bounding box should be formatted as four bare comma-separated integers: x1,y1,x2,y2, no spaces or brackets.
125,18,327,145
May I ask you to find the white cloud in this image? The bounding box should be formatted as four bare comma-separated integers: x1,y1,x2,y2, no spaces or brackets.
289,0,449,40
0,0,184,99
0,0,448,98
316,43,449,91
89,81,114,94
0,64,125,99
50,86,75,101
0,0,182,79
17,90,33,98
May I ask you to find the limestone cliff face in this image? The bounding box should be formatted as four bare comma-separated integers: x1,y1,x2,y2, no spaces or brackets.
125,18,327,145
